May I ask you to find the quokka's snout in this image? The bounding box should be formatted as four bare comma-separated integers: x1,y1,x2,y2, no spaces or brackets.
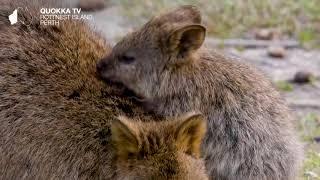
97,54,121,83
96,56,111,74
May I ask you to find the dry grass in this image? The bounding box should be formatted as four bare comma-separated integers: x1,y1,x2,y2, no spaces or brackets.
299,113,320,179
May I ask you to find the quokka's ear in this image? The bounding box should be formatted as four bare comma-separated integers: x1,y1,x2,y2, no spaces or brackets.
153,5,202,25
111,116,140,159
167,24,206,59
175,112,206,158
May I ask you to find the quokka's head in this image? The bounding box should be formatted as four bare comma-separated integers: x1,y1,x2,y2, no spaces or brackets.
111,112,208,180
97,5,206,99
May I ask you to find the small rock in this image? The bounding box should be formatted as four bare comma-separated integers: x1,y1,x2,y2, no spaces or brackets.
304,171,319,178
78,0,106,12
293,71,314,84
255,29,273,40
267,46,286,58
254,28,282,40
314,136,320,143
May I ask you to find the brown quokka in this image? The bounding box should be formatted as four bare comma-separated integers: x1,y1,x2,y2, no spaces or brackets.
0,2,208,179
97,5,303,180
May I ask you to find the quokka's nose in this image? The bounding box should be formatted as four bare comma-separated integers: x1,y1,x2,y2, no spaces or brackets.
96,60,108,73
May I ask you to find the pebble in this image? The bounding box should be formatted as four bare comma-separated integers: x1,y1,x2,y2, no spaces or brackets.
305,171,319,178
267,46,286,58
255,28,282,40
255,29,273,40
293,71,314,84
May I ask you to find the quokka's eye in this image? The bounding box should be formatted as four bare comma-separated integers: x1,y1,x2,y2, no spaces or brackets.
119,55,135,64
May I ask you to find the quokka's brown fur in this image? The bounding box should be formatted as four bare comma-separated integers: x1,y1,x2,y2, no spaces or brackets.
0,2,208,179
98,5,304,180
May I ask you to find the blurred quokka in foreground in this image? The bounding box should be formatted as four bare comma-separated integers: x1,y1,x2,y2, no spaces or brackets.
0,2,208,179
98,5,303,180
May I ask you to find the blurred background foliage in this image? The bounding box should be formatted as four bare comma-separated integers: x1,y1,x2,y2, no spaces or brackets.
114,0,320,48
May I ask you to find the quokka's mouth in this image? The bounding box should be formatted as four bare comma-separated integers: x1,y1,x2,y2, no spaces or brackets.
95,68,147,101
96,70,118,83
96,72,144,100
99,75,117,84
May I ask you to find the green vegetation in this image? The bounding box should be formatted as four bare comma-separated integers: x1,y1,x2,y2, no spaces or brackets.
298,113,320,179
114,0,320,47
299,113,320,141
304,151,320,179
275,80,294,92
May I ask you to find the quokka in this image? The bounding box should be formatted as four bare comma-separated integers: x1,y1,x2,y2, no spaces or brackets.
98,5,303,180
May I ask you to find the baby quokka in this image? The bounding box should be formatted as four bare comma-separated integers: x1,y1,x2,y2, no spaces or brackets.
98,5,303,180
112,113,208,180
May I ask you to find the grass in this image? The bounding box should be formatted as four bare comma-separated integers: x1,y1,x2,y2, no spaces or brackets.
304,151,320,179
299,113,320,142
298,113,320,179
113,0,320,48
275,80,294,92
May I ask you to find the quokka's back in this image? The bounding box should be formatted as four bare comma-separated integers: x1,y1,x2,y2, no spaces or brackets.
0,1,129,179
